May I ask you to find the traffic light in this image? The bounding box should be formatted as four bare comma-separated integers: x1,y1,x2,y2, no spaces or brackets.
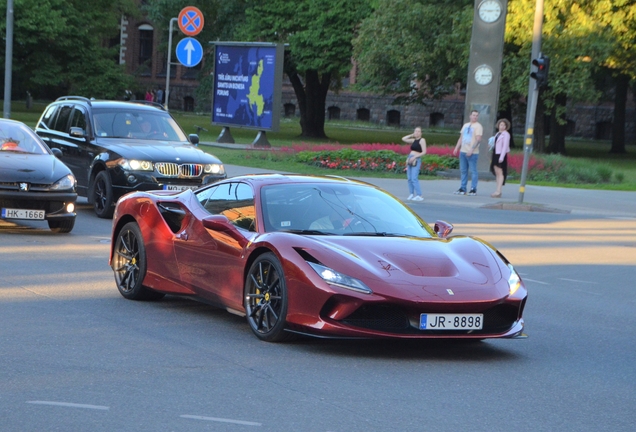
531,55,550,88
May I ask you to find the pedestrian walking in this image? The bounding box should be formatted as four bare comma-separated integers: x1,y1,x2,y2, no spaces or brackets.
490,118,511,198
402,127,427,201
453,110,483,196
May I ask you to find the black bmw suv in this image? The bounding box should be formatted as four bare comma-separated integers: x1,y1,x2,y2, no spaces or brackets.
35,97,226,218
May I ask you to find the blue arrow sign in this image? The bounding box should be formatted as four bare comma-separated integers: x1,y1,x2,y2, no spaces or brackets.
176,37,203,67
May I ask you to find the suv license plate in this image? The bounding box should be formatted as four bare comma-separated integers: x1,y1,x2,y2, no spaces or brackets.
163,185,198,191
420,314,483,330
1,208,45,220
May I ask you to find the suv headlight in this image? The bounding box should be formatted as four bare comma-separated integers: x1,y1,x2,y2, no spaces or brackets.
119,159,153,171
50,174,76,191
308,262,373,294
204,163,224,174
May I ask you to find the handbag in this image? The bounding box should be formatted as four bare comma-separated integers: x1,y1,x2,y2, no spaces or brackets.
487,136,495,152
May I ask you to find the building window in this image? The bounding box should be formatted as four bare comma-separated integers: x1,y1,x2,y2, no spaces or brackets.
284,103,296,117
138,25,154,76
386,110,400,126
430,112,445,127
328,106,341,120
357,108,370,122
184,96,195,112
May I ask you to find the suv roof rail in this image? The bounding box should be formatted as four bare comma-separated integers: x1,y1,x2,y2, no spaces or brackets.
56,96,93,105
130,100,166,110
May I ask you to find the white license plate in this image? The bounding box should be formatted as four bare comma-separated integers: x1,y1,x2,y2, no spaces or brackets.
163,185,198,191
420,314,483,330
1,208,45,220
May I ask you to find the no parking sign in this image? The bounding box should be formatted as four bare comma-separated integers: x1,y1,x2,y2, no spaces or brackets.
178,6,204,36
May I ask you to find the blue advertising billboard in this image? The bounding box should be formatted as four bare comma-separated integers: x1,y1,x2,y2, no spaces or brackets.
211,43,284,132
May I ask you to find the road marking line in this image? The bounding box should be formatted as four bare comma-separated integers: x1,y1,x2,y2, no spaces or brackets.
27,401,109,410
522,278,549,285
558,278,598,284
180,415,261,426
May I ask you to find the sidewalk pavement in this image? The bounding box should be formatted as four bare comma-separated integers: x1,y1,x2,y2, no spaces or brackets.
202,142,636,219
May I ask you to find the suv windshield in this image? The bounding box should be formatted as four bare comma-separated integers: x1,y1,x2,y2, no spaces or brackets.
92,109,188,141
0,122,49,154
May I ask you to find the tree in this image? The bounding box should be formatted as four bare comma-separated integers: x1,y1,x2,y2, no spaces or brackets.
240,0,372,138
353,0,473,102
0,0,138,99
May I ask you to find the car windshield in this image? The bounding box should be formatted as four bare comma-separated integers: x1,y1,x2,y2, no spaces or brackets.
92,109,188,142
0,122,49,154
261,182,434,237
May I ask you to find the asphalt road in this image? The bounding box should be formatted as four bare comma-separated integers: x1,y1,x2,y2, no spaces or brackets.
1,188,635,431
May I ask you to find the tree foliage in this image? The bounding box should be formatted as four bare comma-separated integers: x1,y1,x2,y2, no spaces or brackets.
239,0,372,138
353,0,473,101
0,0,138,99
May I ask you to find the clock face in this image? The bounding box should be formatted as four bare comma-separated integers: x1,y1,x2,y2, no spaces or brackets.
478,0,502,23
474,65,493,85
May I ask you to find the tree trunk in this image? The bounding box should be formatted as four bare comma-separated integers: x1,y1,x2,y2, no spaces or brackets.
548,93,567,155
610,73,628,154
287,69,330,139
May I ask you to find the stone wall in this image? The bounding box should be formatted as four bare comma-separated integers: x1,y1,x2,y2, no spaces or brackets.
281,88,636,142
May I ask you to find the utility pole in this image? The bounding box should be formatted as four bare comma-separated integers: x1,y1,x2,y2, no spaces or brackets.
3,0,14,118
518,0,545,203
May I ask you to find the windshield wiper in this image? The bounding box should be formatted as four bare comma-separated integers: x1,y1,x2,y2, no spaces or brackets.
279,229,335,235
342,232,411,237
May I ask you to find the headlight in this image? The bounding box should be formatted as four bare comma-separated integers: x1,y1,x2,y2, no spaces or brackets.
507,263,521,295
204,163,224,174
308,262,373,294
50,174,76,191
119,159,153,171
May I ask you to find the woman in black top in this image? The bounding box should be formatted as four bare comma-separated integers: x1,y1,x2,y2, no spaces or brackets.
402,127,427,201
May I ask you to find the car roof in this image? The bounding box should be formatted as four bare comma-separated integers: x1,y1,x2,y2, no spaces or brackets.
227,173,375,188
53,96,165,112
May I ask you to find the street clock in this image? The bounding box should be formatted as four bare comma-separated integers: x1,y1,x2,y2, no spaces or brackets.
478,0,503,23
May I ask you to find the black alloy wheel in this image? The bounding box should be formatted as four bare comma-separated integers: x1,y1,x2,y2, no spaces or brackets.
244,253,292,342
92,171,115,218
47,218,75,233
112,222,164,301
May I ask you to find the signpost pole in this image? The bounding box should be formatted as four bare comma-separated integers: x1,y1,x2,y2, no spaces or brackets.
165,17,177,111
3,0,14,118
518,0,544,203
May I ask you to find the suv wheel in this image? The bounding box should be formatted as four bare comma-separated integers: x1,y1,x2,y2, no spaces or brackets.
91,171,115,218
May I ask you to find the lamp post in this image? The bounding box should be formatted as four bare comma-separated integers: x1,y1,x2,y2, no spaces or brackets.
4,0,14,118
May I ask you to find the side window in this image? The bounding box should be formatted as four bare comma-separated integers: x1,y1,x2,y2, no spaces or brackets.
40,105,59,129
53,105,73,133
69,106,87,132
198,182,256,231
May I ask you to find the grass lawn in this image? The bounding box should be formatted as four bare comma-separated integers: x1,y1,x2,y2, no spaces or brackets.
7,99,636,190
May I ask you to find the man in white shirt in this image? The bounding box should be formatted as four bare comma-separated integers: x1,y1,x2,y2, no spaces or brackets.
452,110,483,196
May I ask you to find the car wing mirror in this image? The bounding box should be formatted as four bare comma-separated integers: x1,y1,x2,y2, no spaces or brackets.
434,220,453,238
69,127,85,138
51,147,63,158
202,215,247,245
189,134,199,146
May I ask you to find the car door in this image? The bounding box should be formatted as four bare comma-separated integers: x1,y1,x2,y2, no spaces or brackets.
173,182,257,309
65,105,95,191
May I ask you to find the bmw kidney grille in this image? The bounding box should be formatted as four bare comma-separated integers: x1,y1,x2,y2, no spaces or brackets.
155,163,203,178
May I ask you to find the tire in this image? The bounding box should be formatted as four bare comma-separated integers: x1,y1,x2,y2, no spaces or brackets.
91,171,115,219
48,218,75,233
244,253,293,342
112,222,164,301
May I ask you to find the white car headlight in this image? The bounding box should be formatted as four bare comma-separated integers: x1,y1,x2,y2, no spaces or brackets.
204,163,224,174
50,174,76,191
308,262,372,294
119,159,153,171
507,263,521,295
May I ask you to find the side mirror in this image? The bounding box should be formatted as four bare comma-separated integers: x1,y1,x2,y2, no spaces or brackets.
202,214,232,231
69,127,85,138
189,134,199,146
51,148,63,158
434,220,453,238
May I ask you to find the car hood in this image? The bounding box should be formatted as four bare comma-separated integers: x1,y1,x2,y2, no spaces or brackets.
95,139,222,164
302,235,507,301
0,153,72,184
